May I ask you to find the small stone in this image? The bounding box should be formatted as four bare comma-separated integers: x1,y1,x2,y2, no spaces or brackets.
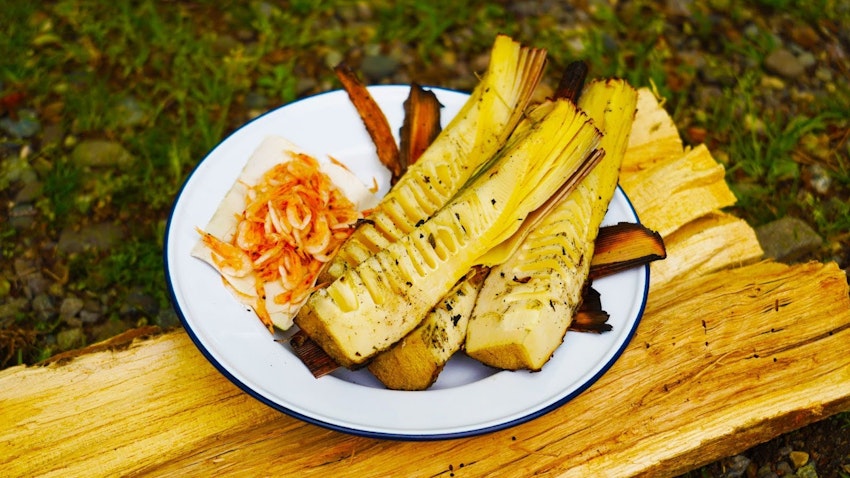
805,163,832,195
41,123,65,146
244,91,269,110
666,0,694,18
756,216,824,262
0,297,28,324
83,298,101,313
756,464,778,478
790,25,820,49
92,320,130,343
57,222,124,254
120,289,159,318
601,32,618,54
764,48,806,79
721,454,751,478
156,307,181,329
71,140,135,168
112,96,147,128
743,23,761,40
9,203,38,229
323,49,344,69
776,460,794,476
41,101,64,124
795,462,817,478
56,327,85,351
24,272,50,298
567,37,585,55
32,294,57,321
14,179,43,203
796,52,816,69
789,451,809,469
59,296,85,320
360,54,400,81
814,67,832,83
79,309,102,325
760,75,786,90
0,109,41,138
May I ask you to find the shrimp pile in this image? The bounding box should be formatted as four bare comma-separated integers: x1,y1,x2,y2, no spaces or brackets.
198,152,366,332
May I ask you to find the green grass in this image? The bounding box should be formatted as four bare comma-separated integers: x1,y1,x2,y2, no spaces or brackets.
1,3,849,470
0,0,518,363
1,0,848,362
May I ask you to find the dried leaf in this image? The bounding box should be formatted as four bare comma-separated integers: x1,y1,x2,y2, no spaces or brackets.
399,83,442,174
334,62,401,181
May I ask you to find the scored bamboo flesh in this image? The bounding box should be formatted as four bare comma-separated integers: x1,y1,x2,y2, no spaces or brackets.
367,267,487,390
296,99,602,368
319,35,547,284
465,79,638,371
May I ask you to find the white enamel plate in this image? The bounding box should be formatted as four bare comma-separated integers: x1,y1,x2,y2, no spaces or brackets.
164,86,649,440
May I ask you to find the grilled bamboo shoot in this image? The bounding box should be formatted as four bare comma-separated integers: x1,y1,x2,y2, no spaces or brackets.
367,266,488,390
295,99,601,368
318,35,547,284
465,79,638,371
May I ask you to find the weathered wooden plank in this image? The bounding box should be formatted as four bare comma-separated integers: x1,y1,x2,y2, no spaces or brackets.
1,261,847,477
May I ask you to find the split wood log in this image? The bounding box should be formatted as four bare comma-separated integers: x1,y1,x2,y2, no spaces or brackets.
622,88,683,172
619,87,763,289
620,143,738,238
650,211,762,288
1,261,847,477
1,87,848,477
